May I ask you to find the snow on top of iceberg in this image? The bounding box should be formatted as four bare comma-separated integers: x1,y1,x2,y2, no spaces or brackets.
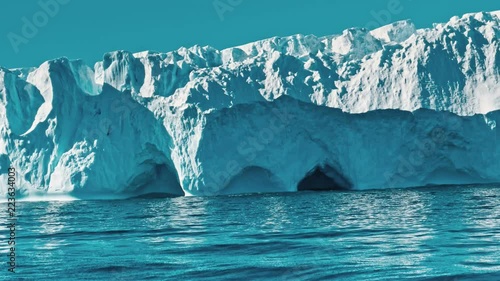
370,20,416,44
3,10,500,116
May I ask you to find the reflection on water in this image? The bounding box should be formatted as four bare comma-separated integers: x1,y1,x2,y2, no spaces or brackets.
156,197,208,246
37,201,68,235
0,208,10,255
468,188,500,230
35,201,70,251
20,201,72,274
1,185,498,280
262,196,293,230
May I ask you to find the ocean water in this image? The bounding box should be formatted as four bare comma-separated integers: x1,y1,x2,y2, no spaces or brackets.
1,185,499,281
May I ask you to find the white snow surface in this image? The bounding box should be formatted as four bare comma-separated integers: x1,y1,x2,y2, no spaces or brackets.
1,11,500,198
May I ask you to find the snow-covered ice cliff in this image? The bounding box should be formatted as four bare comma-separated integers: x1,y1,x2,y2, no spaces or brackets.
1,11,500,198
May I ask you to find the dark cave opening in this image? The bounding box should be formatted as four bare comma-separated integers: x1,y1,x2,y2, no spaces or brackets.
297,165,352,191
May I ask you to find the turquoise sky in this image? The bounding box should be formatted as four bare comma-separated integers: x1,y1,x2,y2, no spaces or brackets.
0,0,498,68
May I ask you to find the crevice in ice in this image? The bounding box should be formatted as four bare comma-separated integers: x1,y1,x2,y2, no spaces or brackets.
0,154,10,174
297,164,352,191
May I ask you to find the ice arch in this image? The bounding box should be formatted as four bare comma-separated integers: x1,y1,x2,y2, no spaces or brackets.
219,166,287,195
124,163,185,197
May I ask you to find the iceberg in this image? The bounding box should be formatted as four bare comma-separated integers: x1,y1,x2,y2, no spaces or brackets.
1,11,500,198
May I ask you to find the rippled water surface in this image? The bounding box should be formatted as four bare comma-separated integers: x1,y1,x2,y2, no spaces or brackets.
1,185,499,280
